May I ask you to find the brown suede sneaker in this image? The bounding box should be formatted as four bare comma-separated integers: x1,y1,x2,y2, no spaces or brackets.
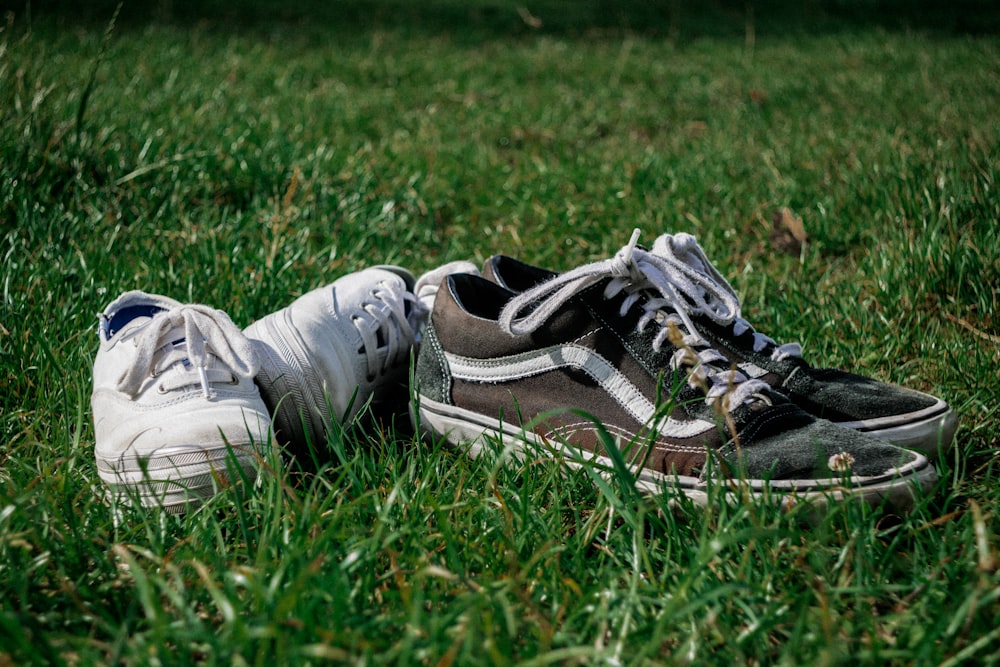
480,233,959,458
413,232,937,510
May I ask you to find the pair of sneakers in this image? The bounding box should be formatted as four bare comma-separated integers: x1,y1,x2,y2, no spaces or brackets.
92,231,957,513
91,267,428,512
412,230,957,512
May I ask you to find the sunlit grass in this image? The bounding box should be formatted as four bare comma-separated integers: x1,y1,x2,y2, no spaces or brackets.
2,2,999,664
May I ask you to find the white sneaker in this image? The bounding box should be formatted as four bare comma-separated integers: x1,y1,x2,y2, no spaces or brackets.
245,266,427,452
91,291,272,513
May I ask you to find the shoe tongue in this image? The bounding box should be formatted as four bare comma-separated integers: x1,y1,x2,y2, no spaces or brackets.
155,338,192,373
106,304,167,337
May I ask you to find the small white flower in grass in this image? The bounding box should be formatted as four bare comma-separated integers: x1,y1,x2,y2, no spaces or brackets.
828,451,855,474
341,549,362,569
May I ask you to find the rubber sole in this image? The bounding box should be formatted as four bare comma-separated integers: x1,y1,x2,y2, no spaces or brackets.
838,402,959,459
414,394,938,514
97,443,258,513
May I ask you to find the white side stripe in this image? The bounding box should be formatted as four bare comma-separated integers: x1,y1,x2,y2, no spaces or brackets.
445,344,716,439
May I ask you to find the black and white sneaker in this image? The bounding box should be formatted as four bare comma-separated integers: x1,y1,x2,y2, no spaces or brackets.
414,231,937,511
481,233,959,457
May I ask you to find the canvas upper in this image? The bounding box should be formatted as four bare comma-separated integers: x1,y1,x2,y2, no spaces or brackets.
415,232,936,510
245,266,428,455
91,291,271,512
481,233,959,457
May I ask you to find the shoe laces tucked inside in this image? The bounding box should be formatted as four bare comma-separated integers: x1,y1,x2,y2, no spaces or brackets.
498,229,772,412
650,233,802,362
114,305,259,399
352,281,427,382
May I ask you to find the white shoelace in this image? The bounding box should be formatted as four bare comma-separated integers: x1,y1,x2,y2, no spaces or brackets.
351,281,428,381
116,305,259,399
651,233,802,362
498,229,771,412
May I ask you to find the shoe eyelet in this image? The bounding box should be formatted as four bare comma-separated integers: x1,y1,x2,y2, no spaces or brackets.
156,384,167,394
227,373,239,385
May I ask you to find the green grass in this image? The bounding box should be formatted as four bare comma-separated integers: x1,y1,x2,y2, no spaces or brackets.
2,1,1000,664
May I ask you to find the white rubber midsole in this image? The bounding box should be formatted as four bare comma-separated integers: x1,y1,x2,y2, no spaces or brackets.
414,394,938,509
97,444,258,511
838,403,959,457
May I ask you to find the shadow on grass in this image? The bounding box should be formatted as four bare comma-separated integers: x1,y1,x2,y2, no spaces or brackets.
8,0,1000,38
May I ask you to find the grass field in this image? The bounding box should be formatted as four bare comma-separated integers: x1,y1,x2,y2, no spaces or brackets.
2,1,999,664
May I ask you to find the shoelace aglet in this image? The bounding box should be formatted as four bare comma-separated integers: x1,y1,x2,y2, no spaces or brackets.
622,228,641,264
198,365,213,399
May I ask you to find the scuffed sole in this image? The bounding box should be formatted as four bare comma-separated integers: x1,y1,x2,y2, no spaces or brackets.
414,394,938,516
98,444,259,514
840,404,959,459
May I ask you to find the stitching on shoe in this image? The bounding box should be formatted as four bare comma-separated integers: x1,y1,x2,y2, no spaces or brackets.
551,420,707,454
426,325,451,403
724,403,804,450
